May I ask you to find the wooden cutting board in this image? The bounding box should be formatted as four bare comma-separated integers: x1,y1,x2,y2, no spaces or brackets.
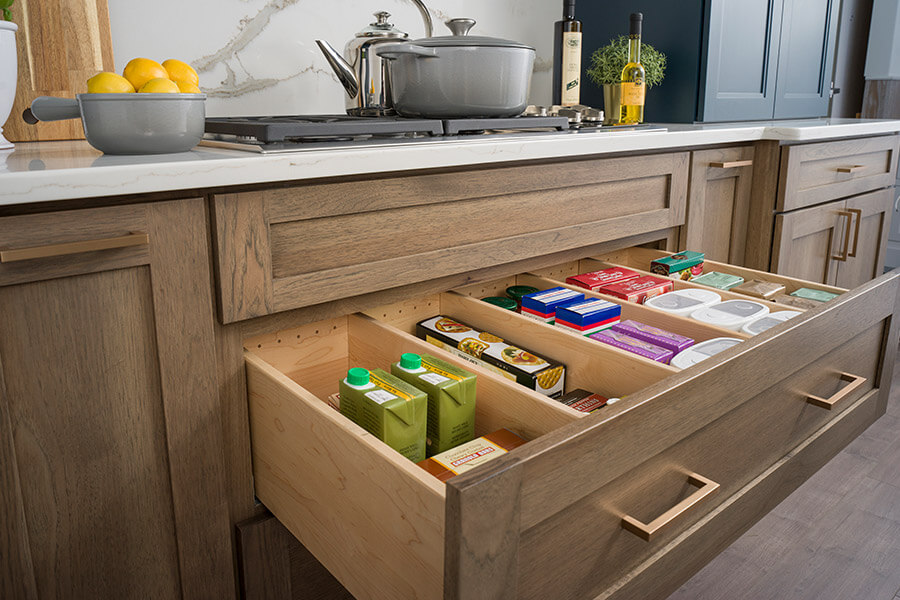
3,0,114,142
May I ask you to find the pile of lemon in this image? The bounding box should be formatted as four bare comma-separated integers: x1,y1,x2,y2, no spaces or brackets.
87,58,201,94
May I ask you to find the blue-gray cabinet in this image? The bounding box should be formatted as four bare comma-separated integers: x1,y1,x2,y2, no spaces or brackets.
579,0,840,122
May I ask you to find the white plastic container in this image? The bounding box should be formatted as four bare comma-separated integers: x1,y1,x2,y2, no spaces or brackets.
690,299,770,331
741,310,802,336
643,288,721,316
670,337,743,370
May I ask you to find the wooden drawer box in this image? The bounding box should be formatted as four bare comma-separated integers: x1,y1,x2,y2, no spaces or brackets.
776,135,900,212
212,152,688,323
243,250,899,600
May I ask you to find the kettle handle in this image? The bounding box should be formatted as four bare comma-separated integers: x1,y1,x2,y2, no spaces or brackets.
377,44,438,59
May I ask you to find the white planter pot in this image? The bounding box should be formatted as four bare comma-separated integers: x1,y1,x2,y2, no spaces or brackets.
0,21,18,150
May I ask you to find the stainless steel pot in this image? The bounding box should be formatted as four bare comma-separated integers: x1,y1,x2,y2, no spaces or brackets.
377,18,535,118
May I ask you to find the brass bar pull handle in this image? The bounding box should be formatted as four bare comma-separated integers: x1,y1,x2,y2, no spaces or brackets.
709,159,753,169
0,232,149,263
621,472,720,542
831,210,853,262
807,372,867,410
836,165,866,174
847,208,862,258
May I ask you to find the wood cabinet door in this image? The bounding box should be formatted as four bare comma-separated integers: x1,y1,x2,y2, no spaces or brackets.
834,188,893,289
681,146,755,263
0,200,235,599
771,199,848,285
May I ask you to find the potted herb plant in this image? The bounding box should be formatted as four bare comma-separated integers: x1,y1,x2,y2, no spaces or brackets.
586,35,666,125
1,0,17,149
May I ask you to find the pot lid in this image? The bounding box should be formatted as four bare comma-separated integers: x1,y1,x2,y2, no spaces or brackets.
356,11,408,39
411,17,533,49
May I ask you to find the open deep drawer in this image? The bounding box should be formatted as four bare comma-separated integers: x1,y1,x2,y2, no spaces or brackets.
243,250,900,600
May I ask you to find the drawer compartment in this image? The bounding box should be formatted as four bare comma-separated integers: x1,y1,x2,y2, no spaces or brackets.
212,152,688,323
777,135,900,211
246,256,899,600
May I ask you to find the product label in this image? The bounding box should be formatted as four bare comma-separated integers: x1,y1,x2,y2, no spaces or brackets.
419,372,450,386
365,389,398,405
621,80,645,105
561,31,582,105
431,437,508,475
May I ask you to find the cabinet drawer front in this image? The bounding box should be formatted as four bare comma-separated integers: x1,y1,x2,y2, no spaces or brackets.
212,153,688,323
445,269,899,600
778,135,900,211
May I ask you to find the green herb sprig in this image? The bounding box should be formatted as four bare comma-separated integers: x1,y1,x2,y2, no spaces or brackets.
1,0,14,22
586,35,667,89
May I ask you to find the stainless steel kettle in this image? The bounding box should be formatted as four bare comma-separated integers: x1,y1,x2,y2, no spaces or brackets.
316,2,433,116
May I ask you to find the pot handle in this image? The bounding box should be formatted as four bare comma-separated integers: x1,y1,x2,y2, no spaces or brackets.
25,97,81,123
376,44,438,60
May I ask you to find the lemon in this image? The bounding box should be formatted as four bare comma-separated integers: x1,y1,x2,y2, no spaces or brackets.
175,80,201,94
163,59,199,86
86,72,135,93
138,78,180,93
123,58,169,91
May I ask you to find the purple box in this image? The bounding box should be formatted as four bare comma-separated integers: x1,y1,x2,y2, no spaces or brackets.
610,320,695,354
588,329,674,364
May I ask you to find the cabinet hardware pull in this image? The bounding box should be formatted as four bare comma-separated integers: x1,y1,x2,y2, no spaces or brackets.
831,210,853,262
0,232,149,263
836,165,866,174
847,208,862,258
621,472,720,542
709,160,753,169
806,372,867,410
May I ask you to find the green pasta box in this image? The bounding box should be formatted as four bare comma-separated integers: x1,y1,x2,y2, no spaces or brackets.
339,367,427,462
391,353,477,456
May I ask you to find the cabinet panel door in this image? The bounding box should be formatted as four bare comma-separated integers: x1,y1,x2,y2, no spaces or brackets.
773,0,840,118
682,146,755,263
702,0,784,121
835,188,893,289
772,199,848,284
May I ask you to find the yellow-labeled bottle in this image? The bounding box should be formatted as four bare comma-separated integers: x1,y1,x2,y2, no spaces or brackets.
619,12,645,124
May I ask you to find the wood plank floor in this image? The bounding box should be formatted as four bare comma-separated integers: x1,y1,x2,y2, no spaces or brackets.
668,357,900,600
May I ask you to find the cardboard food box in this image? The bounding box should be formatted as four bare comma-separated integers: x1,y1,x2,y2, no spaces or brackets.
588,329,675,363
416,315,566,397
598,275,673,304
611,320,694,354
520,287,584,323
650,251,705,281
691,271,745,290
554,298,621,336
417,428,527,482
565,267,640,291
555,388,609,413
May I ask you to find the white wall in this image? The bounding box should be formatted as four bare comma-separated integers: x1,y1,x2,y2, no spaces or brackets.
107,0,558,117
864,0,900,79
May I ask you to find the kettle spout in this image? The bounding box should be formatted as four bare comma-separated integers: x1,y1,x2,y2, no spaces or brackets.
315,40,359,99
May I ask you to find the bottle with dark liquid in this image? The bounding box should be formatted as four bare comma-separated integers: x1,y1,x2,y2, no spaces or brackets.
619,12,645,124
553,0,582,106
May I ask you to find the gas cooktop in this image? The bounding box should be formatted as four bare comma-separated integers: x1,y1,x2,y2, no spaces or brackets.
201,114,666,153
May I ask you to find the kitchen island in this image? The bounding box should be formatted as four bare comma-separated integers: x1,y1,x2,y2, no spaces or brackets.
1,118,899,600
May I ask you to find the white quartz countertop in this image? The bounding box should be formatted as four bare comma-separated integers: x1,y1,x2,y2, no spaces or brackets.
2,118,899,207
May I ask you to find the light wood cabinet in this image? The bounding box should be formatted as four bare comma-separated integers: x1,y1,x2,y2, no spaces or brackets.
0,200,235,599
681,146,755,263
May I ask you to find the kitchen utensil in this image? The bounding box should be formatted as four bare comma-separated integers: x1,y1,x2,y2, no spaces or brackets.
4,0,115,142
377,18,535,118
316,0,432,116
26,94,206,154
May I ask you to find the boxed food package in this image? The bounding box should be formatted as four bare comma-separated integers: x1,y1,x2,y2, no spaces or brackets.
790,288,840,302
611,320,694,354
339,368,428,462
691,271,745,290
555,388,609,413
520,287,584,323
565,267,640,291
391,353,477,456
598,275,674,304
555,298,621,336
771,293,820,310
416,316,566,397
650,251,705,281
730,279,786,299
588,329,675,363
417,428,528,482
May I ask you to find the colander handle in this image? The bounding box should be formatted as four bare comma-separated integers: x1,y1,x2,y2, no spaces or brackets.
26,97,81,122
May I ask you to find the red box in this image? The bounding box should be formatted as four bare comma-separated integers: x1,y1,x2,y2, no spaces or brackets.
565,267,641,291
598,275,673,304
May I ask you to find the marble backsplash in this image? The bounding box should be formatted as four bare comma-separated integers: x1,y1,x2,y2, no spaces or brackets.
107,0,559,117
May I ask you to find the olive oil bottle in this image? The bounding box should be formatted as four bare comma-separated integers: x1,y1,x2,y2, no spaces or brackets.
552,0,582,106
619,12,645,124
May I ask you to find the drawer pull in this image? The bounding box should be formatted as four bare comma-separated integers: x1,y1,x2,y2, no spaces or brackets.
847,208,862,258
836,165,866,174
806,372,867,410
621,472,720,542
709,159,753,169
0,232,149,263
831,210,853,262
